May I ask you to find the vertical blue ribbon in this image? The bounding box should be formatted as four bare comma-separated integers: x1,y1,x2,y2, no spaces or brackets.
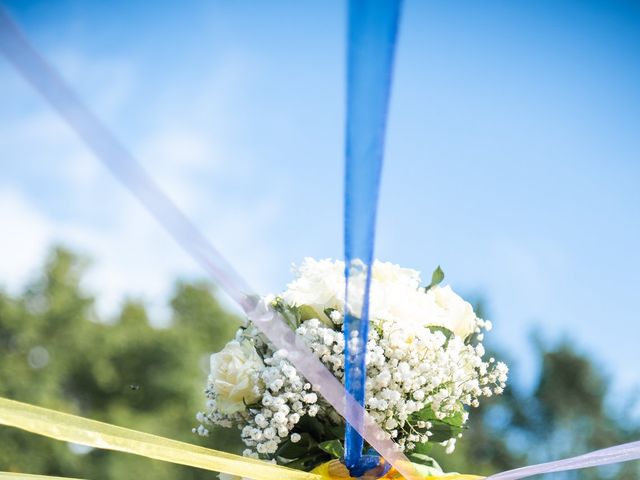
343,0,402,476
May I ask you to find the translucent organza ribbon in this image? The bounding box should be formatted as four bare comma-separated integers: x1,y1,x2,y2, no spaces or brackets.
0,397,317,480
1,5,639,480
0,6,417,480
1,396,640,479
0,474,84,480
484,440,640,480
343,0,402,473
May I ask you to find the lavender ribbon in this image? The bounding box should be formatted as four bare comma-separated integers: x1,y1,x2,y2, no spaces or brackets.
0,7,418,480
485,440,640,480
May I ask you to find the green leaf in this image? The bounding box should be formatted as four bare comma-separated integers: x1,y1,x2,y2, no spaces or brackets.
442,410,465,428
410,405,465,425
408,406,467,442
411,441,433,455
271,298,301,330
429,412,467,442
293,304,333,328
426,266,445,291
407,452,442,470
295,415,327,441
406,453,445,477
428,421,462,442
318,439,344,459
323,307,336,319
242,398,262,410
327,423,347,439
323,308,342,329
409,405,436,422
275,433,316,459
299,305,319,321
426,326,454,344
282,450,330,471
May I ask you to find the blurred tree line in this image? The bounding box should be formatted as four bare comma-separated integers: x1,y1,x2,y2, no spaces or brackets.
0,248,638,479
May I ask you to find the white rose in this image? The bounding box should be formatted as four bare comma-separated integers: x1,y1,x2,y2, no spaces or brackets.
210,340,264,414
371,260,421,289
429,285,477,339
282,258,345,312
283,259,425,322
346,260,421,319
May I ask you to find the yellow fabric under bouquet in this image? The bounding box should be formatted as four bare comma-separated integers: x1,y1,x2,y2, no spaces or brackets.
0,398,483,480
312,460,482,480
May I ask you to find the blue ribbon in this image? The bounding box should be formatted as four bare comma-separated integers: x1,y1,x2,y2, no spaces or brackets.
343,0,402,476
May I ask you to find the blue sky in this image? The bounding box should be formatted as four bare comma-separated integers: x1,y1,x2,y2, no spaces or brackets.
1,0,639,401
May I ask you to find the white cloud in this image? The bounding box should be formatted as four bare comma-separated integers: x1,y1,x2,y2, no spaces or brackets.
0,189,53,292
0,48,282,322
136,129,222,212
50,49,138,121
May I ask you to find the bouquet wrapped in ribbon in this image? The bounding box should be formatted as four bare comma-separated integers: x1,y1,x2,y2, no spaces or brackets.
197,259,508,474
1,2,638,480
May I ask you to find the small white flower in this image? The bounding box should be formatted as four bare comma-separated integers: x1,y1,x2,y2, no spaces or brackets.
303,393,317,404
329,309,343,324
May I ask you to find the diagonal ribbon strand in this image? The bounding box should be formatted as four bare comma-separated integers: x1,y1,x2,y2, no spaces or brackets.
0,397,471,479
343,0,402,474
0,6,418,480
0,397,317,480
2,395,640,479
485,440,640,480
0,474,86,480
2,6,639,480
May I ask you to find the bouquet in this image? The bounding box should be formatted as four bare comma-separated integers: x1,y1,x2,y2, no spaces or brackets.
196,258,508,475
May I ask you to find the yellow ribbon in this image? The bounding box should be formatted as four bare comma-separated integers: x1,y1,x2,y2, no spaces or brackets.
311,460,482,480
0,397,482,480
0,474,85,480
0,398,318,480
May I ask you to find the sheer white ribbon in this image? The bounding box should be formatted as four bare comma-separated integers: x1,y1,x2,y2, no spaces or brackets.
0,7,417,480
485,440,640,479
1,6,638,479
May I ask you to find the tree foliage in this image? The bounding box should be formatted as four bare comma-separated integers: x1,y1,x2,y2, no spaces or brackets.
0,247,241,479
440,338,640,479
0,247,638,478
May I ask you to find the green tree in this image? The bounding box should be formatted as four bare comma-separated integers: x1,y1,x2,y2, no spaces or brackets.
0,247,242,479
440,337,640,479
1,248,638,479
